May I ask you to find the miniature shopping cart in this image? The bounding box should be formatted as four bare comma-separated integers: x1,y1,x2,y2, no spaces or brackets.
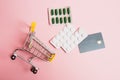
10,22,55,74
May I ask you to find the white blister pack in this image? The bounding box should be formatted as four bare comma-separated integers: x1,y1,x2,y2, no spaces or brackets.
50,24,88,53
61,28,88,52
50,24,75,48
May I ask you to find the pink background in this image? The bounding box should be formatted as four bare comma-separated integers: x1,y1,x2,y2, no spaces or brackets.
0,0,120,80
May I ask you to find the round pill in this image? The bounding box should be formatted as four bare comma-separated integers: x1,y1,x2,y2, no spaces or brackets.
73,40,77,45
52,39,58,44
51,18,55,24
69,27,75,32
56,42,61,47
66,32,71,36
67,8,70,14
77,37,81,41
59,9,62,15
51,9,54,15
64,17,67,23
81,33,85,37
63,27,68,32
63,8,66,15
55,9,58,15
55,35,60,40
75,32,79,37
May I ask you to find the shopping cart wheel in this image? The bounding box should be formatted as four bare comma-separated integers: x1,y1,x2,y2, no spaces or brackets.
33,69,38,74
11,55,16,60
31,66,35,72
31,66,38,74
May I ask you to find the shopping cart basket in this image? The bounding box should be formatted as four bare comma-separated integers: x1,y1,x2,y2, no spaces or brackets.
10,22,55,74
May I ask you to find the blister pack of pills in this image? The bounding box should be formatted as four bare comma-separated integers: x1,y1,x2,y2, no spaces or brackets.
50,24,88,53
48,7,72,25
50,24,75,49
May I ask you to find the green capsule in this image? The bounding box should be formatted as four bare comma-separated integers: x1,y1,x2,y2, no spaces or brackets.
67,8,70,14
51,18,55,24
68,16,71,23
56,17,59,24
60,17,63,24
55,9,58,15
63,8,66,15
64,17,67,23
51,9,54,16
59,9,62,15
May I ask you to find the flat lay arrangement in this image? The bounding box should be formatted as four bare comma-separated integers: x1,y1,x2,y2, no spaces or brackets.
1,6,105,74
49,7,105,53
2,0,120,80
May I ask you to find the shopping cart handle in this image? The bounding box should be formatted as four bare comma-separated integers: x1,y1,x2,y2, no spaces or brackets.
48,54,56,62
30,22,36,32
